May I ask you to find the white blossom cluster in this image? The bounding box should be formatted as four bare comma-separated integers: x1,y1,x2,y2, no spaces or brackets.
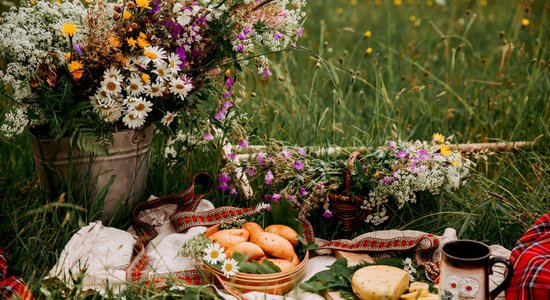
361,140,471,225
0,1,86,137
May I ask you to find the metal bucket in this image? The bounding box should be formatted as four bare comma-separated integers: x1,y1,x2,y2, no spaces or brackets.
30,124,154,218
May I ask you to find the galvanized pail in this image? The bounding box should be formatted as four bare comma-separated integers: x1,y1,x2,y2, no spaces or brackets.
30,124,154,218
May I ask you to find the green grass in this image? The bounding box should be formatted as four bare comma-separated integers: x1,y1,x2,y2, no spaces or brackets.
1,0,549,298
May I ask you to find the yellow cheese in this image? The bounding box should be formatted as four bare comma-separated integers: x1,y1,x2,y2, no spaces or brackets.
351,265,410,300
408,282,430,293
400,289,429,299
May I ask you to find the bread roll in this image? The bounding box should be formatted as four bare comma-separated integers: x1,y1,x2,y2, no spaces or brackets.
209,229,249,249
226,242,265,261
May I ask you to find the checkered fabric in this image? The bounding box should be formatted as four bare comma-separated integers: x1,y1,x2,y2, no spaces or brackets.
506,211,550,300
0,248,34,300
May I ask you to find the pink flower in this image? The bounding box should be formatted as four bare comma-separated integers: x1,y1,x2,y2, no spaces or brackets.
272,193,281,203
296,27,304,37
300,188,308,198
228,153,237,160
265,171,274,185
225,77,234,87
229,188,237,195
397,149,409,159
293,160,303,170
261,67,272,77
388,141,397,150
382,176,392,185
323,210,333,218
204,132,214,141
273,32,284,40
280,149,291,159
239,139,249,148
296,147,306,156
244,166,257,176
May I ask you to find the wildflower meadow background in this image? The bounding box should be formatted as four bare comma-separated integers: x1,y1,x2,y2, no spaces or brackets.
1,0,549,298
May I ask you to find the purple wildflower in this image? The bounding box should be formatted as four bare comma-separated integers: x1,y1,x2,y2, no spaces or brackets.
382,176,392,185
223,101,232,109
297,147,306,156
323,210,333,218
393,171,400,179
388,141,397,150
272,193,281,203
273,32,284,40
222,90,233,99
236,44,245,52
204,132,214,141
293,160,304,170
418,149,429,160
244,166,257,177
214,109,226,120
280,149,292,159
288,195,295,201
261,67,272,77
73,43,83,56
265,171,274,185
239,139,249,148
264,194,272,201
257,152,267,167
228,153,237,160
244,28,252,34
147,0,161,14
397,149,409,159
225,77,234,87
229,188,237,195
217,173,231,191
300,188,308,198
296,27,304,37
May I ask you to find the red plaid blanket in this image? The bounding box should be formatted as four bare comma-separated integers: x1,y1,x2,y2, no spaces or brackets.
0,248,34,300
506,211,550,300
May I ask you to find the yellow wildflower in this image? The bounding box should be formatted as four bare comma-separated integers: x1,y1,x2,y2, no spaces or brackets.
62,23,77,37
225,69,231,77
394,0,402,7
350,0,357,6
409,15,417,23
521,18,530,28
135,0,151,9
127,37,137,47
426,0,433,7
374,171,380,178
336,7,344,15
68,60,84,80
109,36,121,48
137,33,150,48
115,53,127,64
65,52,71,61
363,30,372,39
480,0,487,7
365,47,373,56
439,145,452,156
451,160,460,167
123,10,132,20
141,73,150,83
31,0,36,5
432,133,445,144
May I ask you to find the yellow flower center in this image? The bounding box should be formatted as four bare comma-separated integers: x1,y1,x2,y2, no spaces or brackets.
127,38,137,47
211,250,219,259
129,83,139,91
176,83,184,90
225,263,233,271
144,50,158,60
151,86,160,93
135,103,145,111
363,31,372,39
157,69,165,77
141,74,150,83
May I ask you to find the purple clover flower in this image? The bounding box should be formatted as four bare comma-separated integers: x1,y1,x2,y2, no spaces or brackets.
273,32,284,40
293,160,304,170
280,149,291,159
228,153,237,160
262,67,272,77
300,188,308,198
239,139,249,148
236,44,245,52
265,171,274,185
204,132,214,141
297,147,306,156
397,149,409,159
225,77,234,87
296,27,304,37
244,166,257,177
229,188,237,195
323,210,333,218
272,193,281,203
388,141,397,150
382,176,392,185
214,109,227,120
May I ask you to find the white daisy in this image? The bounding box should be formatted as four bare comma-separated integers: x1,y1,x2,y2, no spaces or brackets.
142,46,167,66
123,96,142,110
101,77,122,96
177,9,193,26
145,82,165,97
169,75,193,101
152,63,171,81
123,57,140,72
161,111,177,126
203,243,226,264
104,67,122,81
221,258,239,277
128,98,153,118
122,112,146,129
126,73,145,97
167,53,182,73
94,89,111,102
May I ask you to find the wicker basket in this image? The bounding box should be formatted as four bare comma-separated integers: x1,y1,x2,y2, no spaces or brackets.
204,251,309,296
328,151,370,236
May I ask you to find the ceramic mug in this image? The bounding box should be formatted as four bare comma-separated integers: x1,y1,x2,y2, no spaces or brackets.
439,240,513,300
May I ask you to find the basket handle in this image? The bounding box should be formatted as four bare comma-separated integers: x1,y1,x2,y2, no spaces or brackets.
344,151,361,194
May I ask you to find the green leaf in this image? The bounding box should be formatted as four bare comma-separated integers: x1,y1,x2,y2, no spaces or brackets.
231,252,249,265
258,260,281,274
238,261,259,274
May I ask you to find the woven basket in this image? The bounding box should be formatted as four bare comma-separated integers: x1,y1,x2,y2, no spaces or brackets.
204,251,309,296
328,151,370,236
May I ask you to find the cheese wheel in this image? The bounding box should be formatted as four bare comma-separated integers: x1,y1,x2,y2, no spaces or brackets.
351,265,410,300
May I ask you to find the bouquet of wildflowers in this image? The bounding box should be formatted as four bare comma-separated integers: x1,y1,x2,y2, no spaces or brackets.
0,0,306,151
220,133,471,225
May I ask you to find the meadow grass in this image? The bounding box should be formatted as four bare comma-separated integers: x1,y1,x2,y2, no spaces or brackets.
0,0,549,298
